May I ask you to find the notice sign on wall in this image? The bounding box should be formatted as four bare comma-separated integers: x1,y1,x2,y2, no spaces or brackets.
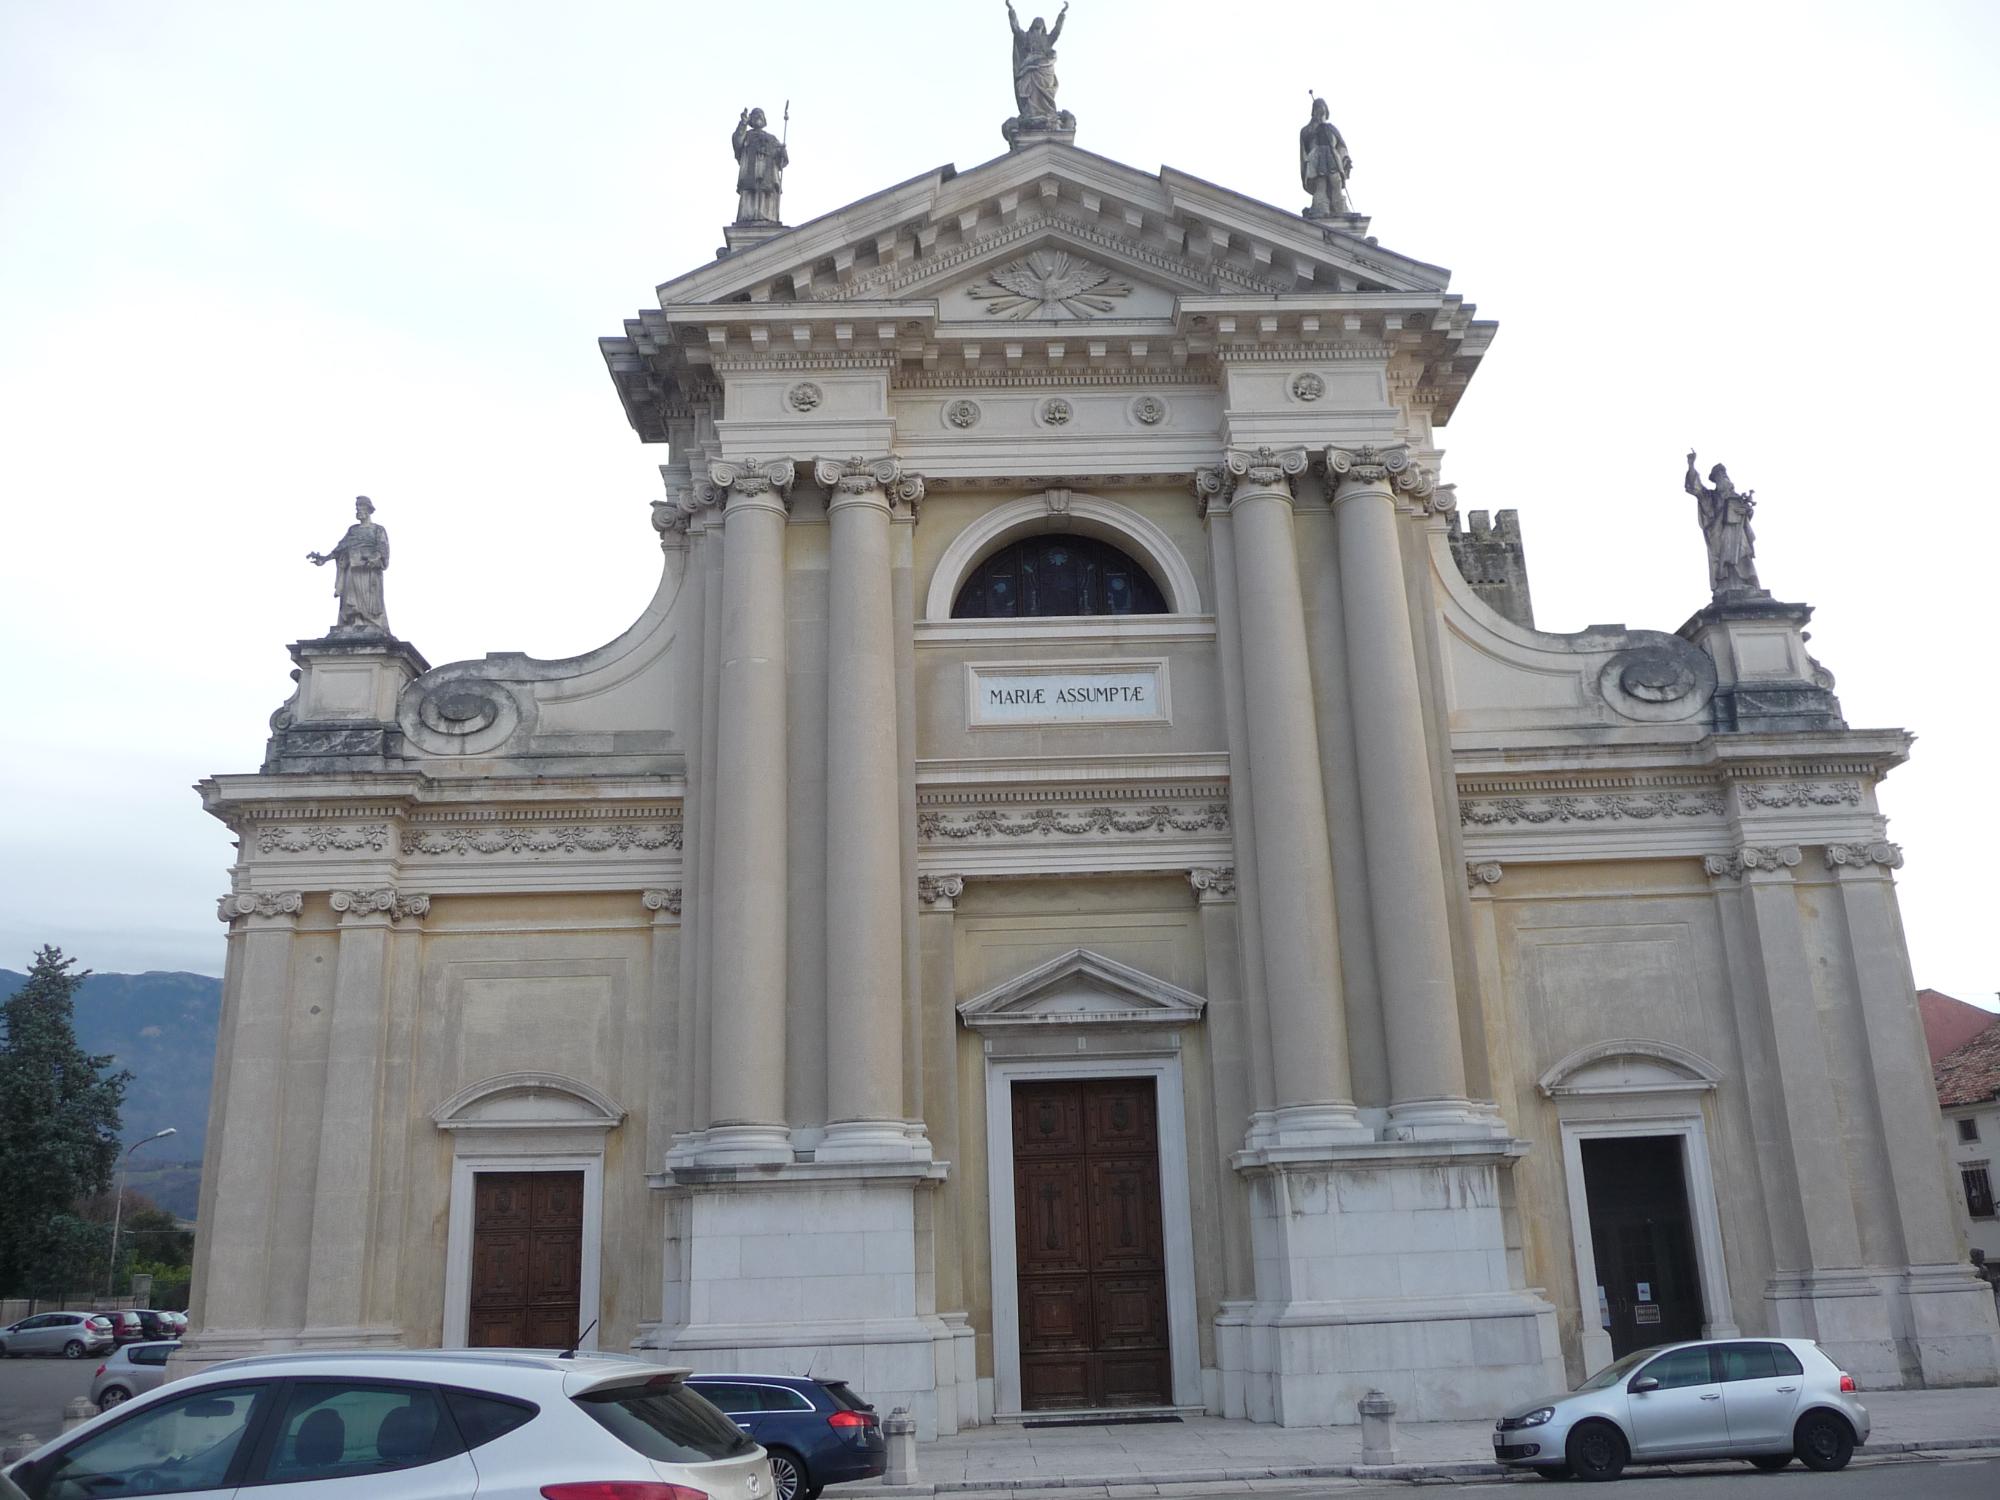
968,660,1169,727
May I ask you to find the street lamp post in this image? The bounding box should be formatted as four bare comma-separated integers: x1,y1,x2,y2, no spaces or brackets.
107,1127,177,1297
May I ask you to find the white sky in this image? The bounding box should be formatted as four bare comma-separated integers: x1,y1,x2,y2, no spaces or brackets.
1,0,1995,1009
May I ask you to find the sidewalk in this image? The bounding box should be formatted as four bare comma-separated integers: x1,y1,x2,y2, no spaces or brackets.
849,1387,2000,1495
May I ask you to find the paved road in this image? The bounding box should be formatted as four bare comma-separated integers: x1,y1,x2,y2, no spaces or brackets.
1145,1454,2000,1497
0,1354,97,1444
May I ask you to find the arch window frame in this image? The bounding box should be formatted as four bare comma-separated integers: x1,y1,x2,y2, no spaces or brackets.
952,531,1168,621
923,492,1204,623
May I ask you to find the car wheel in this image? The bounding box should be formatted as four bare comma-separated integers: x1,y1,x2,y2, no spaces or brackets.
1794,1411,1854,1472
1749,1453,1793,1471
99,1386,131,1409
765,1448,808,1500
63,1339,85,1359
1531,1463,1573,1480
1565,1420,1628,1482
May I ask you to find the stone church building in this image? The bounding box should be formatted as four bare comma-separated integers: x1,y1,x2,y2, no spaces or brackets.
184,69,1999,1431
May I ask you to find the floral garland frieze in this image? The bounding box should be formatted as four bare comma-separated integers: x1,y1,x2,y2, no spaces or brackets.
919,803,1228,842
255,824,391,855
1734,781,1864,810
406,823,683,857
1460,791,1724,828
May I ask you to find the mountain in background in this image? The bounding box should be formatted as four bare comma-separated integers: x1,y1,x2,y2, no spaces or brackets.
1,967,220,1220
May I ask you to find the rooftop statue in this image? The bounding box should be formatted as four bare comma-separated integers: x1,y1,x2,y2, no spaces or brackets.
1004,1,1074,144
1300,95,1353,218
732,106,788,225
1684,450,1762,596
308,495,393,637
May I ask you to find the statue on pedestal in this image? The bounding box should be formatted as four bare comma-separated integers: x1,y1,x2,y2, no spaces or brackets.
732,106,788,225
308,496,393,636
1300,95,1353,218
1004,2,1074,143
1684,450,1762,596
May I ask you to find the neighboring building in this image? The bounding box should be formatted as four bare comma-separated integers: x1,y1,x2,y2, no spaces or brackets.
1930,1001,2000,1259
180,60,2000,1431
1921,987,1998,1066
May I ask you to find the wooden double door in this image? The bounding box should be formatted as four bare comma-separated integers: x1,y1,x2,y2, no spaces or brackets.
468,1171,584,1348
1013,1078,1171,1410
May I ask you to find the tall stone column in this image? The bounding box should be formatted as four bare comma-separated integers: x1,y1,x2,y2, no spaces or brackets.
301,888,426,1345
188,892,303,1354
816,457,930,1163
1202,447,1364,1148
1324,446,1484,1138
704,457,795,1164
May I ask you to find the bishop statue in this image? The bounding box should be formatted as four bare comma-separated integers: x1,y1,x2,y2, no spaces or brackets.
732,107,788,225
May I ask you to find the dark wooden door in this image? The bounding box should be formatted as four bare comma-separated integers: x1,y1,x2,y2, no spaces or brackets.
469,1171,584,1348
1013,1079,1170,1409
1581,1136,1704,1356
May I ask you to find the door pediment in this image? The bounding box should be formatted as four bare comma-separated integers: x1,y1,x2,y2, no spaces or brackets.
958,948,1205,1034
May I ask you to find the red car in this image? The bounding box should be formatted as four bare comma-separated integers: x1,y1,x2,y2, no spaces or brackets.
107,1311,147,1345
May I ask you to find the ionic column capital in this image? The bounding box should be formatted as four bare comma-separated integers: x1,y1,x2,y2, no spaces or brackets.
1322,445,1451,514
1704,844,1804,881
814,456,926,518
1187,865,1237,904
329,888,430,924
1192,448,1310,516
217,890,304,924
1465,860,1505,891
1824,841,1903,872
642,887,683,918
918,873,965,911
708,457,797,514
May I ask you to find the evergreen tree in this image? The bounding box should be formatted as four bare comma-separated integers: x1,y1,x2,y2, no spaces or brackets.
0,946,130,1293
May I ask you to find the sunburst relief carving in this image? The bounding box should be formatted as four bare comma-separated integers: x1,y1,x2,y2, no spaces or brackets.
966,250,1132,319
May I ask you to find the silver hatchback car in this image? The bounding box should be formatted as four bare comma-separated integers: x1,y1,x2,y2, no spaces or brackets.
1493,1337,1869,1481
0,1314,113,1360
90,1341,178,1409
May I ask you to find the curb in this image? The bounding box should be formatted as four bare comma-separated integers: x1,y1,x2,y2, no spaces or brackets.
840,1434,2000,1496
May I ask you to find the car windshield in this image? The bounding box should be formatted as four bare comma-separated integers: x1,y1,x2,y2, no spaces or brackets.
1573,1346,1667,1392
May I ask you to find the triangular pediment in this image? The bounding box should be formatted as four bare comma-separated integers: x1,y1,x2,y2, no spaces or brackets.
957,947,1206,1033
652,142,1449,310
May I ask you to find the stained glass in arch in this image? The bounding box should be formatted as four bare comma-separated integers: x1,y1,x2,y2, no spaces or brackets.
952,533,1168,619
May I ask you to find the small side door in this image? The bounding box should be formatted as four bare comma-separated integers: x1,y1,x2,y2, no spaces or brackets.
1625,1345,1728,1458
1717,1341,1806,1452
235,1380,477,1499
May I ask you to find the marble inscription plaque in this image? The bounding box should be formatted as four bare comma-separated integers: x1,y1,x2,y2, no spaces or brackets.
968,660,1168,727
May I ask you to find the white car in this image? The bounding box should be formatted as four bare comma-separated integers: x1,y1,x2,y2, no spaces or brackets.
1492,1336,1870,1481
3,1348,774,1500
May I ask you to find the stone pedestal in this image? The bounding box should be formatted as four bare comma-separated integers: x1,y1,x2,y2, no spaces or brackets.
1221,1142,1562,1426
265,634,429,770
646,1159,956,1437
1679,594,1844,732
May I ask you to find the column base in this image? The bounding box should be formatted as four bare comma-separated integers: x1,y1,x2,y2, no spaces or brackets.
817,1119,935,1165
667,1123,795,1168
1383,1098,1511,1143
1223,1146,1562,1425
1239,1103,1373,1160
1900,1264,2000,1386
649,1161,956,1437
1765,1270,1907,1387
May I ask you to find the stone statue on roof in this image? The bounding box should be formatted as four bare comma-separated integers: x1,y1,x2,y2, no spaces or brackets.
1685,451,1763,596
1004,2,1074,145
1300,95,1353,218
308,496,393,636
732,106,788,225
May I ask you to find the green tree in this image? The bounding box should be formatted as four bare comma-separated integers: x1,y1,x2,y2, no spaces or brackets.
0,946,130,1294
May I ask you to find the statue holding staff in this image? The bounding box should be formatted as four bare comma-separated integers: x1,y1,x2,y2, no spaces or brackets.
732,106,788,225
1300,95,1353,218
1684,450,1762,595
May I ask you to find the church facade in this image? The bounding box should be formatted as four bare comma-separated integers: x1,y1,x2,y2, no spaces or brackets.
183,80,2000,1431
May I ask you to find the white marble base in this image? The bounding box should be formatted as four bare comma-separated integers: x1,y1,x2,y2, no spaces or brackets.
1766,1270,1906,1387
1221,1147,1564,1426
646,1160,959,1436
1766,1265,2000,1389
1902,1264,2000,1386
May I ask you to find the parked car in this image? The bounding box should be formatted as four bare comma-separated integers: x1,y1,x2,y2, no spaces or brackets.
91,1341,179,1409
104,1311,148,1346
1492,1337,1869,1481
3,1348,773,1500
119,1309,173,1342
686,1373,885,1500
0,1313,113,1359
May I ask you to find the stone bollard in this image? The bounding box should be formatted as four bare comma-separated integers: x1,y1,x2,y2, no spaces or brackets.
882,1405,919,1487
0,1433,40,1464
62,1396,99,1433
1358,1388,1398,1466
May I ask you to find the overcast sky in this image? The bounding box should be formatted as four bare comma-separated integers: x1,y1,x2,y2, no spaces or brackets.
2,0,1995,1009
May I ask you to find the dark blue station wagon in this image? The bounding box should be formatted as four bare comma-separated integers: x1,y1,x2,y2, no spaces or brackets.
685,1374,885,1500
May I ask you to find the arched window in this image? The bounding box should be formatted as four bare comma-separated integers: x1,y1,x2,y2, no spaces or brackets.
952,534,1168,619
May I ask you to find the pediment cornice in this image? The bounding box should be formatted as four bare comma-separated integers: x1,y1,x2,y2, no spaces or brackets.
956,947,1207,1033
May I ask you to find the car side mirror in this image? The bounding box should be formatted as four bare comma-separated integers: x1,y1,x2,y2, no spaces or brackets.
1629,1376,1660,1393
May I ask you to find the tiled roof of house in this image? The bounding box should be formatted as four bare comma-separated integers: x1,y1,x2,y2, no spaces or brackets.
1934,1012,2000,1108
1919,988,1999,1065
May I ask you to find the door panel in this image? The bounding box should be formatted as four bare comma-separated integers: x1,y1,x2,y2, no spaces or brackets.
1627,1347,1727,1457
1581,1136,1705,1357
1013,1079,1171,1410
469,1169,583,1349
